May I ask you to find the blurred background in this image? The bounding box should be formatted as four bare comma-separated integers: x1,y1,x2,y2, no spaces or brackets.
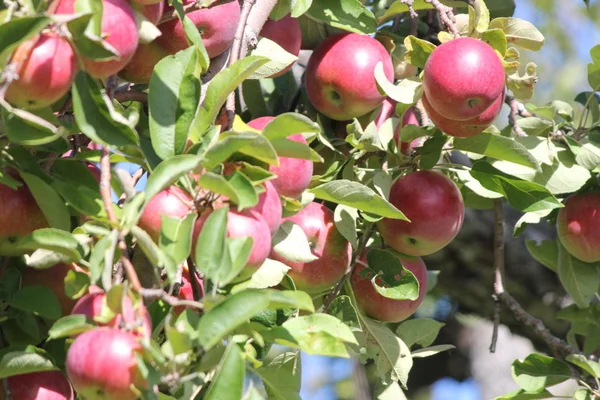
116,1,600,398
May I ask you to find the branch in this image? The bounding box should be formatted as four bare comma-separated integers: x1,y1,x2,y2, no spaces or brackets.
187,257,203,302
504,93,531,137
425,0,460,37
490,199,505,353
114,90,148,104
400,1,418,19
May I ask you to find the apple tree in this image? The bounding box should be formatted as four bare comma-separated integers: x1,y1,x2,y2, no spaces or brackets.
0,0,599,399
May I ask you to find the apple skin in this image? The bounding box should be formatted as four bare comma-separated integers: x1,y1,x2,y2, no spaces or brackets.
305,32,394,121
72,292,153,338
5,32,77,110
21,263,86,317
351,251,428,322
193,207,272,278
269,202,352,293
378,171,464,256
422,90,504,138
0,371,74,400
174,266,204,315
53,0,139,78
422,37,505,121
393,106,426,154
138,186,192,242
66,328,146,400
119,42,168,84
250,179,282,235
259,14,302,77
247,116,314,199
0,177,48,256
557,192,600,263
156,0,240,58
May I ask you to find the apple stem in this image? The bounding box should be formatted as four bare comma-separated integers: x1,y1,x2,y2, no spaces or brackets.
504,93,531,137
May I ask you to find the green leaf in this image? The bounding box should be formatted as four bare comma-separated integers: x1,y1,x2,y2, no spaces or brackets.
515,117,553,136
271,221,318,263
48,315,96,339
64,270,89,299
0,352,56,379
374,63,422,105
375,381,407,400
469,0,490,34
557,241,598,309
564,137,600,171
149,47,201,160
310,180,408,219
1,108,61,146
327,295,360,329
417,134,447,170
130,226,177,281
261,113,320,141
334,205,358,249
364,249,419,301
144,154,201,201
248,37,299,79
271,0,312,19
8,286,61,319
194,206,228,284
243,259,291,290
226,171,259,210
511,354,571,393
72,72,139,147
159,213,197,266
566,354,600,378
494,389,555,400
204,342,245,400
573,389,594,400
202,131,279,170
403,35,436,69
525,240,558,272
0,16,50,60
488,17,545,51
255,352,302,400
197,172,244,208
20,173,70,232
305,0,377,34
410,344,455,358
280,314,358,358
16,229,84,261
396,319,445,349
453,133,539,169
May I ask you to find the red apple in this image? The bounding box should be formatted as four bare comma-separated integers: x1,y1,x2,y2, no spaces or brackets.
119,42,168,84
87,163,101,183
66,328,146,400
21,263,87,317
305,32,394,121
193,207,272,278
378,170,464,256
0,176,48,256
250,179,282,235
5,32,77,110
259,14,302,77
247,116,314,199
72,292,152,337
422,90,504,138
351,251,428,322
156,0,240,58
53,0,139,78
269,202,351,293
174,266,204,315
557,192,600,263
422,37,505,121
138,186,193,242
394,107,426,154
0,371,74,400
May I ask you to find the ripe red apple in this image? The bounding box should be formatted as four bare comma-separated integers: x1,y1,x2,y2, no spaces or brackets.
72,292,152,337
247,116,314,199
193,207,272,278
138,186,193,242
422,90,504,138
422,37,505,121
250,179,282,235
269,202,351,293
87,163,101,183
351,251,428,322
557,192,600,263
378,170,464,256
0,371,74,400
5,32,77,110
53,0,139,78
119,42,168,84
66,328,146,400
305,32,394,121
21,263,87,317
259,14,302,77
394,107,426,154
174,266,204,315
156,0,240,58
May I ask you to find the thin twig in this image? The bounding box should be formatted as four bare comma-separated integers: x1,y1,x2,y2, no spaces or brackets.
424,0,459,36
504,93,530,137
490,199,504,353
187,257,203,302
114,91,148,104
401,0,418,18
100,146,117,222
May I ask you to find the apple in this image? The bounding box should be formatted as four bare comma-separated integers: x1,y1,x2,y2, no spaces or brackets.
378,170,464,256
259,14,302,77
87,163,101,183
394,107,426,154
269,202,351,293
422,90,504,138
72,292,152,337
556,192,600,263
193,207,272,278
21,263,86,317
156,0,240,58
305,32,394,121
422,37,505,121
119,42,169,84
138,186,193,242
5,32,76,110
0,371,74,400
66,328,146,400
52,0,139,78
250,179,282,235
247,116,314,199
0,176,48,256
174,266,204,315
351,251,428,322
